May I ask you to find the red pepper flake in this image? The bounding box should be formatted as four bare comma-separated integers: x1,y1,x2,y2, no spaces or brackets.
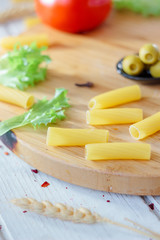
102,195,104,197
0,225,2,230
4,152,9,155
23,210,27,213
66,187,68,189
149,203,154,210
106,200,110,202
41,181,50,188
31,169,38,174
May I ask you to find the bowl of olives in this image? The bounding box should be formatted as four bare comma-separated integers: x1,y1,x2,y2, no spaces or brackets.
117,43,160,84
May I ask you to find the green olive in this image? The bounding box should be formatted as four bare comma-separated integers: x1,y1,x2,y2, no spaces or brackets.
139,44,159,64
158,51,160,60
150,61,160,78
122,55,144,76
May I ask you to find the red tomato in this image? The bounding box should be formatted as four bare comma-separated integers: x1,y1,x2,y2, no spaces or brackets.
35,0,112,33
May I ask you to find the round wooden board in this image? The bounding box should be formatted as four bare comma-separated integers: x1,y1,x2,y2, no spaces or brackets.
1,13,160,195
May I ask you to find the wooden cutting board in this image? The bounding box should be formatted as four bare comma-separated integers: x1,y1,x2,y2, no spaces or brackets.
1,12,160,195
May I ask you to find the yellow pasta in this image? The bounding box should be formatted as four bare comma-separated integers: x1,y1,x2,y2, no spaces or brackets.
0,85,34,109
1,34,49,50
24,17,41,29
85,143,151,161
47,128,109,146
129,112,160,140
88,85,141,110
87,108,143,125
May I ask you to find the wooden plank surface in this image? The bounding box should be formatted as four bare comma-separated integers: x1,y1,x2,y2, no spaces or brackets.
0,5,160,240
1,19,160,195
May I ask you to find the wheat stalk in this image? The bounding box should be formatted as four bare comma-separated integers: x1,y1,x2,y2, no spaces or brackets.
0,3,35,23
11,198,160,240
125,218,160,239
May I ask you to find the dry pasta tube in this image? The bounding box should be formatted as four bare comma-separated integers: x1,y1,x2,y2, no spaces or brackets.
88,85,141,110
47,128,109,146
129,112,160,140
85,143,151,161
1,34,49,49
87,108,143,125
0,85,34,109
24,17,41,29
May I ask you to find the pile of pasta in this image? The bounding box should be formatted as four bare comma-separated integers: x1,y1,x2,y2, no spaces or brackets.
47,84,160,161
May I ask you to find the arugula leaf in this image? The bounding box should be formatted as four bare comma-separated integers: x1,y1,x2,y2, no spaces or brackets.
0,88,70,136
0,42,51,90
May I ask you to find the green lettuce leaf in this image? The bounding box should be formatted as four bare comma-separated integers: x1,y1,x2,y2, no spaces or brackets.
113,0,160,16
0,88,70,136
0,42,51,90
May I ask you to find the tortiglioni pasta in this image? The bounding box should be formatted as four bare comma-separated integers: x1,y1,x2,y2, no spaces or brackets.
24,17,41,29
129,112,160,140
1,34,49,49
0,85,34,109
88,85,141,110
85,143,151,161
87,108,143,125
47,128,109,146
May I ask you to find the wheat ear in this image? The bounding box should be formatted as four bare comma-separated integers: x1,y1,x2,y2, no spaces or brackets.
11,198,160,240
0,3,35,23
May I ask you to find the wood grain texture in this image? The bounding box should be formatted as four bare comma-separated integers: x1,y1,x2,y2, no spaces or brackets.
1,13,160,195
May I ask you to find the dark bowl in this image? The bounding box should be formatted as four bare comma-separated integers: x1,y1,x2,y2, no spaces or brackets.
116,57,160,84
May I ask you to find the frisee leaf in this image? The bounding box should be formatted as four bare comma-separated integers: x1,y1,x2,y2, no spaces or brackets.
0,42,51,90
0,88,70,136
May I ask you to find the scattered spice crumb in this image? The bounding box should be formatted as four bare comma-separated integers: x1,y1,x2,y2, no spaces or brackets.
102,195,104,197
0,225,2,230
23,210,27,213
66,187,68,189
41,181,50,188
149,203,154,210
4,152,9,155
31,169,38,174
106,200,110,203
75,81,94,88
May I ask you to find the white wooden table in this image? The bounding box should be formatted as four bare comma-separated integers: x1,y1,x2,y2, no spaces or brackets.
0,1,160,240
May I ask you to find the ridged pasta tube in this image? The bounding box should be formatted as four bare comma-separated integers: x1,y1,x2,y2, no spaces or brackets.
85,143,151,161
24,17,41,29
88,85,141,110
87,108,143,125
0,85,34,108
47,128,109,146
129,112,160,140
1,34,49,49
